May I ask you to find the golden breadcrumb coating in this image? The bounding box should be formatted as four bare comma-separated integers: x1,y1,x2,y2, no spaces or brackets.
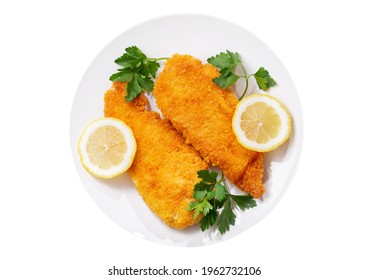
104,82,208,229
154,55,265,198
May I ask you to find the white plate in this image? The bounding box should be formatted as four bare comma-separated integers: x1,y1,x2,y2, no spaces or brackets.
70,14,303,246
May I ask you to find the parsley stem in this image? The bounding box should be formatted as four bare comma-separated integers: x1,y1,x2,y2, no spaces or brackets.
218,172,230,194
218,172,225,184
239,65,249,100
217,172,229,194
150,57,170,61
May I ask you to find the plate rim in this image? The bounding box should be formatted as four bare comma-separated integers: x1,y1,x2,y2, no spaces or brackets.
69,13,304,247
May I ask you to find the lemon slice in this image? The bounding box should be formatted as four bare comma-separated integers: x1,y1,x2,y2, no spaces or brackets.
232,94,292,152
78,118,136,178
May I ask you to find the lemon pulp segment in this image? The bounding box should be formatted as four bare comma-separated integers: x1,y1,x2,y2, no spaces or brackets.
240,102,282,144
86,126,128,169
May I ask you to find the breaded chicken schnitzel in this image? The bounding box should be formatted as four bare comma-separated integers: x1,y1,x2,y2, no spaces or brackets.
154,55,265,198
104,82,208,229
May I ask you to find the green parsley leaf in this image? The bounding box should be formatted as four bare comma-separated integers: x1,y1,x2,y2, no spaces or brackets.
125,75,142,102
215,182,227,201
217,200,236,234
187,169,258,235
194,200,213,218
201,200,214,217
186,201,199,210
114,53,144,68
206,190,216,201
136,75,154,92
186,199,213,219
197,170,218,184
213,70,240,89
194,181,208,192
125,45,146,58
208,50,277,100
226,50,242,65
229,194,257,210
109,68,133,83
193,190,208,201
207,50,241,69
110,46,168,101
147,60,160,78
200,209,217,231
207,51,242,89
253,67,277,91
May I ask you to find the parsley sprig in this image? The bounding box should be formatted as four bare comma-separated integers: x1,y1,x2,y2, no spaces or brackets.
187,170,257,234
207,50,276,100
109,46,168,101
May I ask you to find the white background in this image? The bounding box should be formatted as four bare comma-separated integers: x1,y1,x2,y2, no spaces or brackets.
1,0,368,279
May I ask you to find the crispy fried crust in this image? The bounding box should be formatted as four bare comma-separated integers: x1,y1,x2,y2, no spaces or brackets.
154,55,265,198
104,82,208,229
